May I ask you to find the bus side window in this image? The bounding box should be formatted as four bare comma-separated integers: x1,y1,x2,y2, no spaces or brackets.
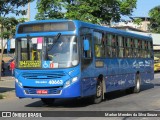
118,36,124,58
138,40,142,58
144,41,147,58
94,31,105,58
82,36,92,58
148,41,153,58
106,34,112,57
111,35,117,57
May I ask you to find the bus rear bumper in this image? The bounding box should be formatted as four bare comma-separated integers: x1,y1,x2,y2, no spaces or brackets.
15,81,81,99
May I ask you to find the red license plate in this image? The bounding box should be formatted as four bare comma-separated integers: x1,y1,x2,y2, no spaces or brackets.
36,90,48,94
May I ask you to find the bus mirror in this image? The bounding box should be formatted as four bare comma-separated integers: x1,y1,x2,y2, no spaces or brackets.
7,39,11,53
84,39,89,51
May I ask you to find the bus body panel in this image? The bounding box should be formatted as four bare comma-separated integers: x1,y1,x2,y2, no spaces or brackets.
15,80,81,98
81,58,154,96
15,65,82,98
14,20,154,99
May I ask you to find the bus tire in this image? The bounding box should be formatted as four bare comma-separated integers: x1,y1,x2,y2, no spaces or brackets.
92,80,103,104
41,98,55,105
134,74,141,93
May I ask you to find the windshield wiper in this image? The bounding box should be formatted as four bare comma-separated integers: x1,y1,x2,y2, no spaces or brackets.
55,33,61,41
27,35,31,60
47,33,61,51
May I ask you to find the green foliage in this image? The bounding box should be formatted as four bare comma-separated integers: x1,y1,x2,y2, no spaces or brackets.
133,18,142,25
0,1,33,39
0,1,32,78
119,0,137,15
36,0,137,25
35,0,64,20
149,5,160,33
0,0,33,16
65,0,102,24
0,94,4,99
0,17,18,38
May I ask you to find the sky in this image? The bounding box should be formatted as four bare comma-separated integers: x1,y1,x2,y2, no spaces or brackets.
132,0,160,17
8,0,160,21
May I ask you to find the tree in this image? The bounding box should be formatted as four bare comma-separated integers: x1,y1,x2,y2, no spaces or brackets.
0,0,33,79
35,0,64,20
36,0,137,25
149,5,160,33
133,18,142,25
65,0,103,24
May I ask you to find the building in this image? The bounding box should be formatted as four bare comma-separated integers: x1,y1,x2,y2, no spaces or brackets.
0,38,15,54
113,17,150,32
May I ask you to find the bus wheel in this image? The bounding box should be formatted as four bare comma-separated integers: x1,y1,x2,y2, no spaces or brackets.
92,80,103,104
134,74,141,93
41,98,55,106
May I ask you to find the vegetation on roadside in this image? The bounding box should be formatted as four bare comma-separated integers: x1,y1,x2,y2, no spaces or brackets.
149,5,160,33
0,94,4,99
0,0,33,79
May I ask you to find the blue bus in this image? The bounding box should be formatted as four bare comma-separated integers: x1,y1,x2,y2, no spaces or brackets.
14,20,154,105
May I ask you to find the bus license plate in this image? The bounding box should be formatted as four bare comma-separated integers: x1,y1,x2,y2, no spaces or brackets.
36,90,48,94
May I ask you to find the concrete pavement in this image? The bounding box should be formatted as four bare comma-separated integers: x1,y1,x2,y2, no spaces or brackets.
0,70,15,99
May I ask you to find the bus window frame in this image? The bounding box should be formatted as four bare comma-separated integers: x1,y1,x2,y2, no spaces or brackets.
93,30,106,59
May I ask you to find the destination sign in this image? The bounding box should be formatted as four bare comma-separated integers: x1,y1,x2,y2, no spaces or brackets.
19,60,41,68
18,21,75,33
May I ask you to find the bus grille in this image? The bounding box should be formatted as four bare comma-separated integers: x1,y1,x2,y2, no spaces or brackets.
24,87,62,95
22,72,66,79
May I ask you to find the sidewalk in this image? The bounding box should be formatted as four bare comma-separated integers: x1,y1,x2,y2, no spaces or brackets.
0,76,15,99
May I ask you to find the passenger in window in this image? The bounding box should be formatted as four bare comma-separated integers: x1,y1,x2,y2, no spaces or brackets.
112,36,116,46
106,46,111,57
112,48,116,57
95,45,101,57
102,33,105,45
125,49,129,58
101,33,105,57
133,49,137,58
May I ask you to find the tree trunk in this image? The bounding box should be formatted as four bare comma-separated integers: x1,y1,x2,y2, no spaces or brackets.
0,27,3,80
0,27,6,81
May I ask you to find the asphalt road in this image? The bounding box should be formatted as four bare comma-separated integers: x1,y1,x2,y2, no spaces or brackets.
0,73,160,120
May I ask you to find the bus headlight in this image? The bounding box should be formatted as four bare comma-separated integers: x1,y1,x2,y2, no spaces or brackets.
71,76,78,83
15,79,23,88
64,80,71,88
64,76,78,88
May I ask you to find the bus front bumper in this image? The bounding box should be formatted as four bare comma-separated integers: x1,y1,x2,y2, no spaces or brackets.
15,81,81,99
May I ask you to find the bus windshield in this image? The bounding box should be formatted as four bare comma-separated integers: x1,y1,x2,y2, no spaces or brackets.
16,35,79,69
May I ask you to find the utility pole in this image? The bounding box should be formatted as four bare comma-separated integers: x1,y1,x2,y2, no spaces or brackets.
27,2,30,21
110,18,113,27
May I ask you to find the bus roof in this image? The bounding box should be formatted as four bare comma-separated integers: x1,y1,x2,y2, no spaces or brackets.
18,19,152,41
74,20,152,41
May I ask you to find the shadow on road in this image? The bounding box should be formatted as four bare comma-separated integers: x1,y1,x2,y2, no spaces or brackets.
0,87,14,93
153,83,160,86
25,83,155,108
140,83,154,91
26,97,93,108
